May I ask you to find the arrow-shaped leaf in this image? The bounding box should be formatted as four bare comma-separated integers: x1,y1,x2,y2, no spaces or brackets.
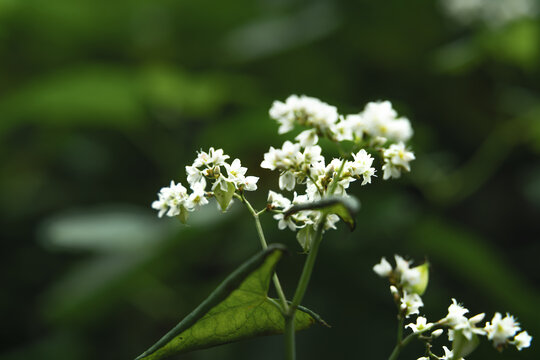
284,196,360,230
135,244,320,360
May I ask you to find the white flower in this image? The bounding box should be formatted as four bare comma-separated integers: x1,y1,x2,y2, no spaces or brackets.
152,180,190,218
269,95,339,134
267,191,292,209
373,257,393,277
185,165,206,189
344,114,367,140
387,117,413,142
333,117,354,142
513,331,532,351
151,198,168,218
225,158,247,182
440,346,464,360
260,146,280,170
295,129,319,147
443,299,469,327
485,312,521,347
242,176,259,191
185,183,208,209
273,213,300,231
279,170,296,191
406,316,433,333
432,329,444,338
400,291,423,317
349,149,376,185
382,142,415,180
323,213,340,230
449,313,486,341
193,147,229,168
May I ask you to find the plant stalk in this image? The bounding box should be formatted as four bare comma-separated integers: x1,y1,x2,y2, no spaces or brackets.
239,193,289,312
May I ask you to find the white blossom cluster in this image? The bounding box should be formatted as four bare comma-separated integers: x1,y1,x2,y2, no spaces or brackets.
374,255,428,317
152,148,259,219
440,0,538,27
270,95,413,147
264,96,415,248
374,256,532,359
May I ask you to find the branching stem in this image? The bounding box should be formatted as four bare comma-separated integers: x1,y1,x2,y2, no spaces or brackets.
237,193,289,312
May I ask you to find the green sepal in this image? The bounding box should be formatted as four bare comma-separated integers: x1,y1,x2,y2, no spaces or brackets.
284,196,360,230
177,206,189,224
135,244,319,360
213,181,235,212
296,225,315,252
408,262,429,296
452,330,480,359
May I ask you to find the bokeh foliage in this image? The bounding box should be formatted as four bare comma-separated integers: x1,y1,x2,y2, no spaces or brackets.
1,0,539,359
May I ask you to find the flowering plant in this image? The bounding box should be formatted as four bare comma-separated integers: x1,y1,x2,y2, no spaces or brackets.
136,95,530,360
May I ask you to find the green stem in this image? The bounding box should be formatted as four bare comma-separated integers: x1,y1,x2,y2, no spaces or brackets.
397,316,404,344
388,324,444,360
388,330,416,360
284,213,328,360
238,193,289,312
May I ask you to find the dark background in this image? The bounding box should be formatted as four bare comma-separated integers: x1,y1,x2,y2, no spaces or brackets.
1,0,539,359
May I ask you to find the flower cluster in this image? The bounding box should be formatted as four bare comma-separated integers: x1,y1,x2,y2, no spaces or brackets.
270,96,413,146
152,148,259,220
374,256,532,359
440,0,538,27
374,255,429,317
264,96,415,249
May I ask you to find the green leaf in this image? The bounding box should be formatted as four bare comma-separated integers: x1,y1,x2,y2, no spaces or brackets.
284,196,360,230
135,244,318,360
213,181,236,212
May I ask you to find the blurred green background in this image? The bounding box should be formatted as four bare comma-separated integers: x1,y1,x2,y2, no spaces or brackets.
1,0,539,359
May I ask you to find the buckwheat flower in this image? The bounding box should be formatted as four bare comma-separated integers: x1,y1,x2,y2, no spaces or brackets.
260,146,280,170
387,117,413,143
485,313,521,347
151,198,168,218
273,213,300,231
394,255,412,275
295,129,319,147
400,291,423,317
279,170,296,191
323,213,340,230
268,191,292,209
373,257,393,277
344,114,368,140
382,142,415,180
241,176,259,191
361,101,397,137
269,95,339,135
185,183,208,210
432,329,444,338
185,165,206,189
211,175,230,192
269,96,297,134
443,299,469,327
224,158,248,187
513,331,532,350
350,149,376,185
152,181,189,218
406,316,433,333
193,147,229,168
333,117,354,142
449,313,486,341
440,346,463,360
